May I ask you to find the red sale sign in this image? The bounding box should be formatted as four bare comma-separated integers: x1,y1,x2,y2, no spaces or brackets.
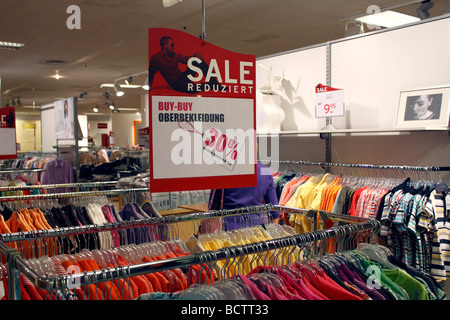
0,107,17,159
148,28,257,192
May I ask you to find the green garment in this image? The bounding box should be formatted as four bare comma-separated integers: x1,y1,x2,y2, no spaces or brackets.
358,255,410,300
383,268,429,300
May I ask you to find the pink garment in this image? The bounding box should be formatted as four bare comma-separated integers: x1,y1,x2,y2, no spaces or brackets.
276,269,324,300
237,275,271,300
102,205,120,247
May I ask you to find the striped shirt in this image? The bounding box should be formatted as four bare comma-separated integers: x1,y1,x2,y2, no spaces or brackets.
429,190,450,281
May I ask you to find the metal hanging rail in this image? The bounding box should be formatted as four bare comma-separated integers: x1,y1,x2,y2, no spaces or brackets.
0,181,118,192
0,168,44,174
0,187,149,202
0,203,371,244
260,159,450,172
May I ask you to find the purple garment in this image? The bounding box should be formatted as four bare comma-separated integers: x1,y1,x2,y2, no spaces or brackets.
40,158,75,193
337,263,386,300
208,163,280,230
119,203,151,244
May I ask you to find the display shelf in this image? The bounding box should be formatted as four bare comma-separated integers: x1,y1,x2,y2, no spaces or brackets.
256,126,450,136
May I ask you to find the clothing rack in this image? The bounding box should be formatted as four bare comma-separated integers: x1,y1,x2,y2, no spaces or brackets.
0,204,281,243
1,204,282,298
0,181,118,192
1,206,380,298
0,187,149,203
0,168,44,174
260,159,450,172
0,203,372,243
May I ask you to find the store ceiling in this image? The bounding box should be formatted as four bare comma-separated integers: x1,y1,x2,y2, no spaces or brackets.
0,0,447,116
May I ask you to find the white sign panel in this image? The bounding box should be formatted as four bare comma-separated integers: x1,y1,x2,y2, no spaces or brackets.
315,84,345,118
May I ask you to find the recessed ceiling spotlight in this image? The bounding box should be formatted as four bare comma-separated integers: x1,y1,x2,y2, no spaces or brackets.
52,70,62,80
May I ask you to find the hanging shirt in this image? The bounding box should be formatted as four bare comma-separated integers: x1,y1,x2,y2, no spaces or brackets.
383,268,429,300
40,158,75,193
428,190,450,281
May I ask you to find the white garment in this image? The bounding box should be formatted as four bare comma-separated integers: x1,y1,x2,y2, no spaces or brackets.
86,203,113,249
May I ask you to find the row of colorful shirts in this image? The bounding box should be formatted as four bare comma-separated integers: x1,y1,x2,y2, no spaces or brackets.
378,181,450,282
137,244,445,301
0,242,216,300
274,172,394,234
274,170,450,283
274,171,412,230
0,201,168,260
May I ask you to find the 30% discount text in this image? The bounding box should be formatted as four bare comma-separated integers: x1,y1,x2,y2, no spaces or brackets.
178,122,243,168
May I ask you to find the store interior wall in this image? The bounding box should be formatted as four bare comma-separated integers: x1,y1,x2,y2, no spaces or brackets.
257,16,450,184
15,113,41,153
330,17,450,130
256,45,327,132
40,104,56,153
111,112,142,148
86,116,112,148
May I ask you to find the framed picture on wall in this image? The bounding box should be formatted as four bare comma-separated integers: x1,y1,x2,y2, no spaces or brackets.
395,85,450,128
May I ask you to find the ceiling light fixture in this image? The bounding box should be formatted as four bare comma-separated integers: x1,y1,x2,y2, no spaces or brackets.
417,0,434,19
93,107,99,113
342,1,424,29
0,41,25,50
53,70,61,80
101,83,141,89
125,76,133,85
355,10,420,28
113,82,124,97
80,90,88,98
163,0,182,8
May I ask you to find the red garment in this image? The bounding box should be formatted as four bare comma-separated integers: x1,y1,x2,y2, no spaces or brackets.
348,187,367,216
295,264,362,300
20,274,43,300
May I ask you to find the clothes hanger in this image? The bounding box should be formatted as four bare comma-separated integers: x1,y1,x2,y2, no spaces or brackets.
211,249,247,300
355,243,397,269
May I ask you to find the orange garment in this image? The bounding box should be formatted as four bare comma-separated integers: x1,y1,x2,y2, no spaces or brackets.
319,176,340,212
7,212,34,259
172,268,188,290
115,255,153,298
83,258,121,300
62,259,103,300
0,215,11,234
153,271,170,292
